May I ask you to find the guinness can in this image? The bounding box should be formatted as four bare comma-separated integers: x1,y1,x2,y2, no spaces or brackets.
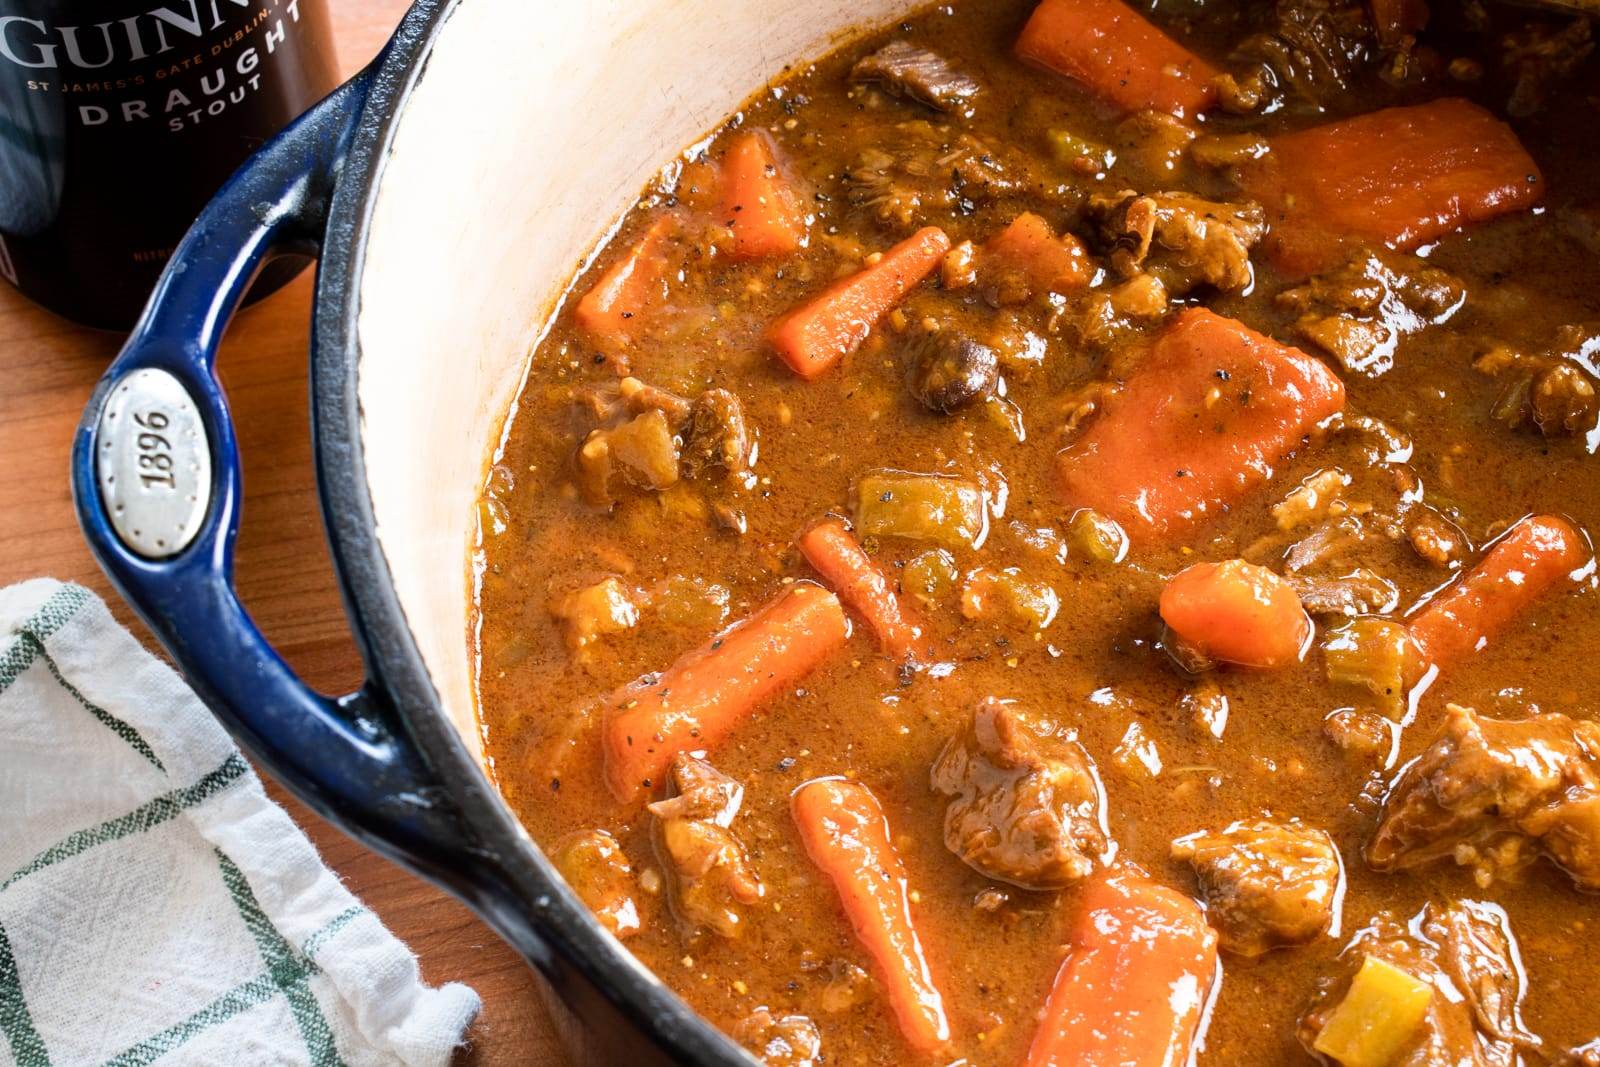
0,0,337,329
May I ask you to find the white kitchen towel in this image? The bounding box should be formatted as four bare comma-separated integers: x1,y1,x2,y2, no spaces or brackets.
0,579,481,1067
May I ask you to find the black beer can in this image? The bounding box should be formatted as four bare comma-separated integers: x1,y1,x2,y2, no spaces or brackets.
0,0,338,329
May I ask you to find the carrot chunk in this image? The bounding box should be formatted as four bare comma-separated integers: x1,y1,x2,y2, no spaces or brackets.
798,519,929,663
1056,308,1346,543
1239,98,1542,277
574,214,678,342
603,582,848,800
1015,0,1220,118
1160,559,1311,669
983,212,1092,296
792,778,951,1052
1407,515,1588,671
1025,869,1219,1067
766,226,952,380
719,130,808,260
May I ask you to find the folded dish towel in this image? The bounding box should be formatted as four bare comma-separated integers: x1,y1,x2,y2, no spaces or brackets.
0,579,481,1067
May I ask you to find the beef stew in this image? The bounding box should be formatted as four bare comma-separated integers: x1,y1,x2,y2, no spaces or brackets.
472,1,1600,1063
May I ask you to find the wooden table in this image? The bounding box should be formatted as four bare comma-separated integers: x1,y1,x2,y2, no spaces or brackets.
0,2,563,1063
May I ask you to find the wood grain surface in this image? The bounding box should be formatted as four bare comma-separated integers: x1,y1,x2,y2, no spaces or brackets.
0,2,563,1063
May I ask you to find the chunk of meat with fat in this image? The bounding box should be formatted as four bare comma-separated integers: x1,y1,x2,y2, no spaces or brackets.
733,1008,821,1067
1369,704,1600,890
1172,818,1341,957
1300,900,1540,1067
1278,250,1466,377
648,754,765,938
1227,0,1377,113
575,378,754,506
850,40,981,112
843,120,1020,230
931,699,1110,889
680,388,753,477
1087,189,1264,295
1476,337,1600,447
1501,17,1593,118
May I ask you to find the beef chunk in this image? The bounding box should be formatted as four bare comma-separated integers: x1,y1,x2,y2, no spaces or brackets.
930,699,1110,889
1287,569,1400,616
680,388,752,477
1501,17,1594,117
574,377,757,506
552,829,641,938
843,120,1021,230
1407,506,1470,569
1172,818,1341,957
1300,901,1540,1067
850,40,981,112
734,1009,821,1066
1368,704,1600,890
1476,336,1600,444
1278,250,1466,377
902,327,999,413
1086,190,1264,295
1229,0,1376,113
648,754,765,937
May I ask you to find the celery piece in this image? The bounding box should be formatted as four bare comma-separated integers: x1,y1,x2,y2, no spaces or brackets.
1323,618,1409,720
1312,956,1432,1067
1067,508,1128,563
1045,128,1115,172
855,470,987,550
902,549,959,606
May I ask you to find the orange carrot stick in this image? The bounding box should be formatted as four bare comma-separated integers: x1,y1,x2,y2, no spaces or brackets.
603,582,848,800
719,131,807,260
1239,98,1542,277
798,519,928,662
1025,869,1219,1067
766,226,951,380
1408,515,1588,671
1015,0,1220,118
983,212,1092,296
574,214,678,342
1056,308,1346,543
1160,559,1311,669
792,778,951,1052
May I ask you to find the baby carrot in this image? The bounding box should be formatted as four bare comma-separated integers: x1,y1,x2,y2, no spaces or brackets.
766,226,951,380
1056,308,1346,543
798,518,928,663
603,582,848,801
1160,559,1311,669
1407,514,1588,671
1015,0,1220,118
792,778,951,1052
574,213,678,342
719,130,808,260
1025,869,1219,1067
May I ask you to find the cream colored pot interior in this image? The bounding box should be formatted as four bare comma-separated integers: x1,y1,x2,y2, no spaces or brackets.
357,0,925,763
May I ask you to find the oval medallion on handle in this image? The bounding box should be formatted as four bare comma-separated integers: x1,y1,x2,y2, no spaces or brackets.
95,368,212,560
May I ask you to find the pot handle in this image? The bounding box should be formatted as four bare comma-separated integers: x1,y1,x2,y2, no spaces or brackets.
70,67,475,872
